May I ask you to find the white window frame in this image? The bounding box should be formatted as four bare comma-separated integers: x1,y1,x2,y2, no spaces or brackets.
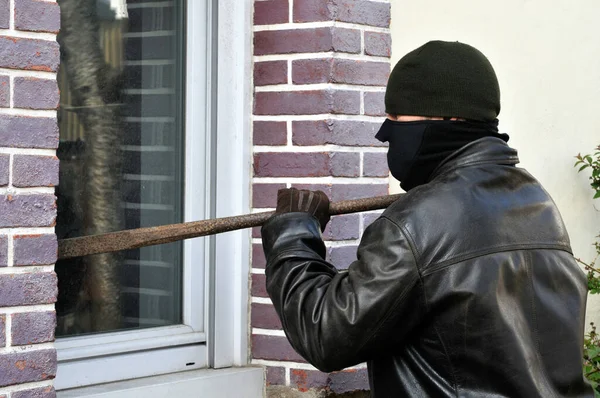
55,0,252,391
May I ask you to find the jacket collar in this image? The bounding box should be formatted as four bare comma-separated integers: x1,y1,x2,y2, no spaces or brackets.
430,137,520,181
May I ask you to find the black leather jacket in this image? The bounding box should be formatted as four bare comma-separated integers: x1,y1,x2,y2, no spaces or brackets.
261,138,593,397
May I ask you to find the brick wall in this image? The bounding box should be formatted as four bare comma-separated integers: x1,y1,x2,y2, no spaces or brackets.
251,0,391,395
0,0,60,397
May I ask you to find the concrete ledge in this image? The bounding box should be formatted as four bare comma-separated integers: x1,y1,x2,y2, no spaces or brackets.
57,367,265,398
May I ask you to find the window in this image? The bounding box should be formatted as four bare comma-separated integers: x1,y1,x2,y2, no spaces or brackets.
53,0,226,390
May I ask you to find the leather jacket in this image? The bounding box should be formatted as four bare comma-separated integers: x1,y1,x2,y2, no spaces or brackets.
261,137,593,397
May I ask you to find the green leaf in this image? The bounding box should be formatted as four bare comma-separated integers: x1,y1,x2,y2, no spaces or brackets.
594,191,600,199
580,164,590,172
587,155,594,163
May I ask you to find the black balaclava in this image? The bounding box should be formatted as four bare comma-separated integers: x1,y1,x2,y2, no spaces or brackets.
379,40,507,191
375,119,509,191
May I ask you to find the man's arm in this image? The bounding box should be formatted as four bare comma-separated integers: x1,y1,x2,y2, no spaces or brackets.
261,211,424,372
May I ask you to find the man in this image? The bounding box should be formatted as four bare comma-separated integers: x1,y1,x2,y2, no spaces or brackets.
261,41,593,397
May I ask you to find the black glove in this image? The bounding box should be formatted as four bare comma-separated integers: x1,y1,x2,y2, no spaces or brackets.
275,188,331,231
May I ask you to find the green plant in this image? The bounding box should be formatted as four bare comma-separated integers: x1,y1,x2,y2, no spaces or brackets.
575,145,600,396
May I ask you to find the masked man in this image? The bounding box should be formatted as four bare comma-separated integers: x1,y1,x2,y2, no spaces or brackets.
260,40,593,397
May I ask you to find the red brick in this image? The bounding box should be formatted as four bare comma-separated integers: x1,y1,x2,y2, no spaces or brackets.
294,0,390,28
252,226,262,239
254,27,359,55
15,0,60,33
0,272,57,307
255,90,360,115
254,0,289,25
363,152,388,177
364,91,386,116
331,183,388,201
290,183,332,196
365,31,391,57
290,368,329,392
0,349,56,387
251,303,282,329
292,58,332,85
292,119,385,147
254,61,288,86
327,245,358,268
254,152,328,177
253,183,286,208
293,59,389,86
329,368,370,393
252,334,306,362
253,121,287,146
253,243,266,268
252,273,269,298
329,152,359,177
266,366,286,386
0,37,59,72
331,59,389,86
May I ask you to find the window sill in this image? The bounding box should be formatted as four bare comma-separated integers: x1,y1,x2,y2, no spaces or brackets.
56,367,265,398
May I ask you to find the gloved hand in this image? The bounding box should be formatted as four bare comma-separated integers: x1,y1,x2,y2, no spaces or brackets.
275,188,331,232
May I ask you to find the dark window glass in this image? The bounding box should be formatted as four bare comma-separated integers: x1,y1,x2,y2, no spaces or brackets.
55,0,185,337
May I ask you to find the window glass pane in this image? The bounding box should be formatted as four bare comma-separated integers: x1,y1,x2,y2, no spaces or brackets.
55,0,186,337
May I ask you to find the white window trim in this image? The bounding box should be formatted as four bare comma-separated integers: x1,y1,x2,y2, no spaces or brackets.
55,0,254,392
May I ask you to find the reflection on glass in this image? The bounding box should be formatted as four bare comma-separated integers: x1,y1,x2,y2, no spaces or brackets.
55,0,185,337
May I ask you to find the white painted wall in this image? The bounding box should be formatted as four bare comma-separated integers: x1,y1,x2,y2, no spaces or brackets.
390,1,600,323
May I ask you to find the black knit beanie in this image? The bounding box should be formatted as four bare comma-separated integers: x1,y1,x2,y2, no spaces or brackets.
385,41,501,122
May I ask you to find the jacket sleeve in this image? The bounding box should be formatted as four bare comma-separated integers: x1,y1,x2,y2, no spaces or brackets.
261,212,424,372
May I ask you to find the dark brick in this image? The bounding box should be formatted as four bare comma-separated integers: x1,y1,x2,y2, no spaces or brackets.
331,183,388,201
251,303,282,329
255,61,288,86
325,214,359,241
255,0,289,25
13,234,57,266
364,91,386,116
327,245,357,267
13,78,59,110
0,349,56,387
253,183,286,208
11,311,55,345
0,195,56,228
0,0,8,28
254,152,328,177
255,27,359,55
0,154,8,186
329,368,370,393
0,115,59,149
363,152,388,177
252,273,269,298
0,37,59,72
252,334,306,362
362,211,382,229
253,121,287,146
292,119,385,147
255,90,360,115
15,0,60,33
0,272,57,307
291,368,329,392
294,0,390,28
329,152,359,177
331,59,389,86
252,226,262,239
12,386,56,398
0,75,9,107
290,183,332,196
292,58,331,85
365,31,391,57
266,366,286,386
0,315,5,347
0,235,6,266
12,155,59,187
253,243,266,268
293,59,388,85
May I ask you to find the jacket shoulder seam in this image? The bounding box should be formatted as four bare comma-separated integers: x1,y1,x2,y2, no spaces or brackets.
421,243,573,276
